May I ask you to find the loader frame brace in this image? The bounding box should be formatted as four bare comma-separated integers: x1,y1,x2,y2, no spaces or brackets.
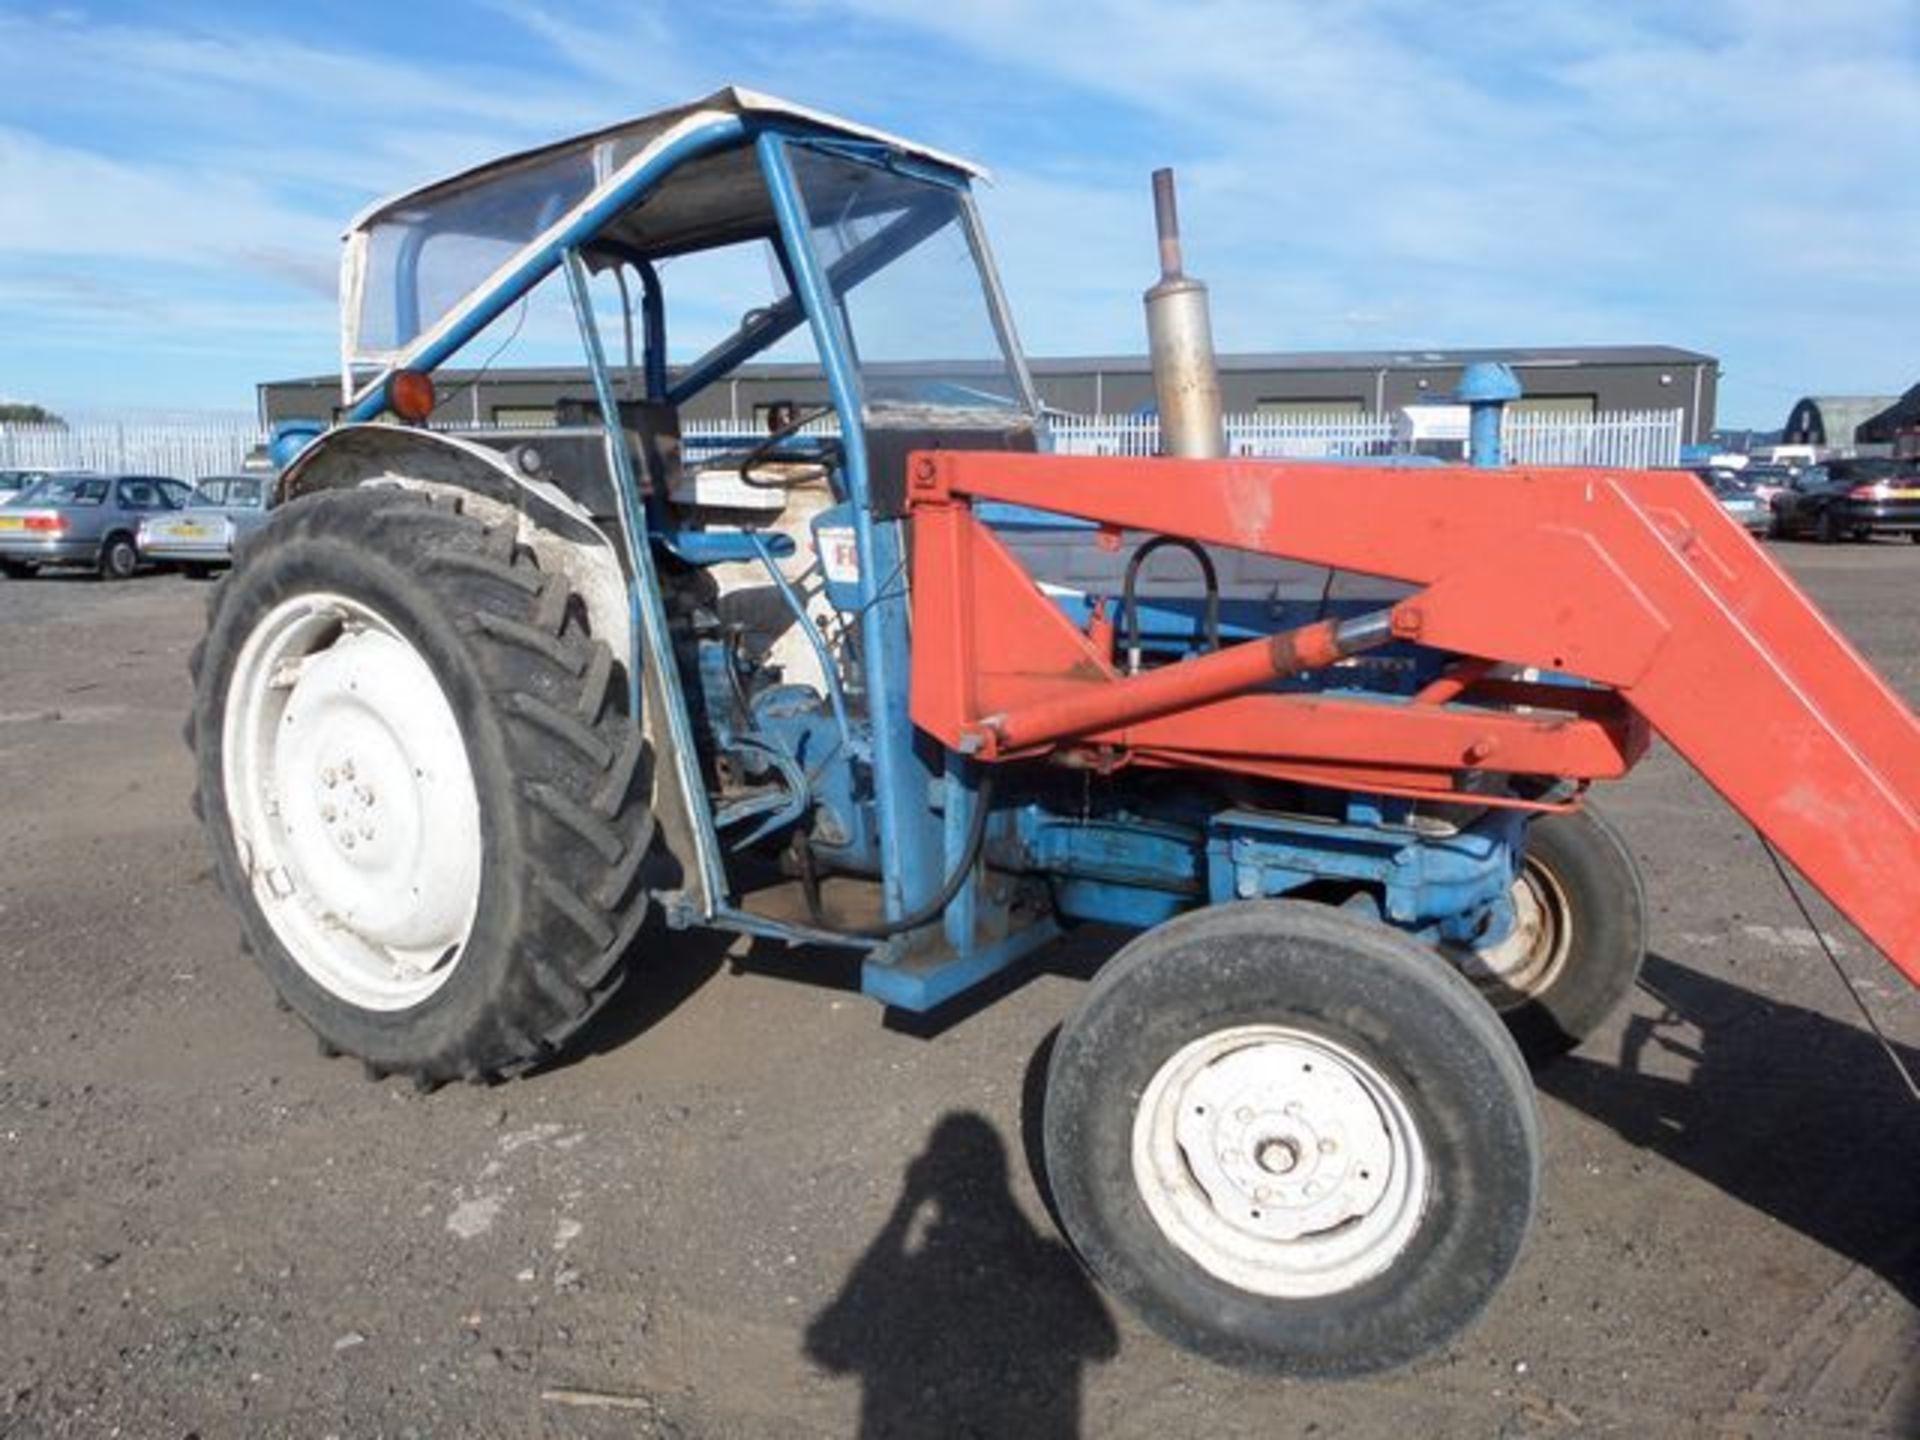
906,450,1920,987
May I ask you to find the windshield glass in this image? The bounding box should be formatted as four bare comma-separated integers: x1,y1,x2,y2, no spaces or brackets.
21,476,107,506
790,148,1031,426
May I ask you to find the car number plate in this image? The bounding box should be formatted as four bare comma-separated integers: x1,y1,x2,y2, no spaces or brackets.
172,522,208,537
1886,487,1920,499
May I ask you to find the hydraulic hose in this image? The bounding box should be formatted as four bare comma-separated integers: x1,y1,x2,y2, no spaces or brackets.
1122,534,1220,673
800,773,998,939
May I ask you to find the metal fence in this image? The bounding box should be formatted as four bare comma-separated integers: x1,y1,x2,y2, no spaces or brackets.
1050,411,1404,458
0,406,1685,481
1501,409,1684,469
0,419,266,480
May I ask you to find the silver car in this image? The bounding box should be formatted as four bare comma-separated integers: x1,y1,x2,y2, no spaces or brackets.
137,474,274,576
0,472,193,579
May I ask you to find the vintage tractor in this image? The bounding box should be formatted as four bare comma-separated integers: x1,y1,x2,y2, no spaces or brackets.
191,90,1920,1376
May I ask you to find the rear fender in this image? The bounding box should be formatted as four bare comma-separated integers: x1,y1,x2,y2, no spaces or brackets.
279,424,630,657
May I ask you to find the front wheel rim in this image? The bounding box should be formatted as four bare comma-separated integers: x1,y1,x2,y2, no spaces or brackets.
221,592,483,1011
1131,1024,1430,1298
1452,859,1574,1011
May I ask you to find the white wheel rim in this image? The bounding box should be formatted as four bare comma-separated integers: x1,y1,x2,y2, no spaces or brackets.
1452,862,1572,1010
221,592,482,1011
1132,1024,1429,1298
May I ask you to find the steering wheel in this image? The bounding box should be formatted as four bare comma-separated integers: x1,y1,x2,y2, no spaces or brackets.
720,405,843,490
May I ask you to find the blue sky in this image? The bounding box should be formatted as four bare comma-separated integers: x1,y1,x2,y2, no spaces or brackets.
1,0,1915,426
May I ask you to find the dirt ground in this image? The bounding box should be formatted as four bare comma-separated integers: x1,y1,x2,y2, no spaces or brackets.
1,539,1916,1440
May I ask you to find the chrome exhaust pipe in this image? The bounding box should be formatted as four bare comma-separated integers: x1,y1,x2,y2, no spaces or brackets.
1144,168,1226,459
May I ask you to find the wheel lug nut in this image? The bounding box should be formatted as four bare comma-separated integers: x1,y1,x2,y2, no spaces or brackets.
1235,1107,1254,1124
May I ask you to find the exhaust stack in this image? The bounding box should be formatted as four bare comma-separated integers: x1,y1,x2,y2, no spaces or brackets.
1144,168,1226,459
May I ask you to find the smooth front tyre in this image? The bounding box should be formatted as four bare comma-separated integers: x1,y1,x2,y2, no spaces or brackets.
1449,806,1646,1064
189,487,656,1083
1043,901,1539,1377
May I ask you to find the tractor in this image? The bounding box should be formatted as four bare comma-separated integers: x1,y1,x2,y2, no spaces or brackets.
191,89,1920,1376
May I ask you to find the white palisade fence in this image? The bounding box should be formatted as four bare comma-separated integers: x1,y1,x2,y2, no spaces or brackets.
0,407,1686,479
0,418,267,480
1501,409,1684,469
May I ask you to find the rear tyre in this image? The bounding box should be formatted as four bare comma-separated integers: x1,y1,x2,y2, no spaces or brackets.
1816,508,1842,544
99,533,138,579
184,562,220,581
1448,807,1646,1064
1043,901,1539,1377
188,486,656,1083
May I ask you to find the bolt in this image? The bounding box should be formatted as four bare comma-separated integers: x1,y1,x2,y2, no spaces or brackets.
1254,1185,1272,1204
912,456,938,485
356,786,374,806
1235,1106,1254,1124
1319,1136,1338,1155
1284,1101,1303,1118
1256,1138,1302,1176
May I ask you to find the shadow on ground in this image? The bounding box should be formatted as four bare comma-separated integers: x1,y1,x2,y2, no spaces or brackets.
1541,951,1920,1307
805,1111,1118,1439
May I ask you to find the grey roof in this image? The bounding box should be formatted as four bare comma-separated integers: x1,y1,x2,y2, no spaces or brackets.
1784,394,1903,446
265,343,1715,393
1858,385,1920,442
1025,344,1716,374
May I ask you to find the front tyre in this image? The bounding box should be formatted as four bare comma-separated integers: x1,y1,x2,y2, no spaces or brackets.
189,488,655,1083
1043,901,1539,1377
1451,806,1646,1064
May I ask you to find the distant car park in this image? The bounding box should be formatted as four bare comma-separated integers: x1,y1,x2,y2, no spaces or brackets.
1767,459,1920,543
136,474,272,576
1698,469,1770,532
0,472,193,578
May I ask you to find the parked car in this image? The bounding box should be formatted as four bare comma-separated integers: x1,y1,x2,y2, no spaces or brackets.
0,472,194,578
1701,470,1769,532
1767,460,1920,543
137,474,273,576
0,467,74,504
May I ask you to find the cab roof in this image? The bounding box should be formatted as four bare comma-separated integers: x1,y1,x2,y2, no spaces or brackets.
341,87,987,386
349,86,986,242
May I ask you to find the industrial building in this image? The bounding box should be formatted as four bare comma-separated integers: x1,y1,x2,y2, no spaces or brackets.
259,343,1718,443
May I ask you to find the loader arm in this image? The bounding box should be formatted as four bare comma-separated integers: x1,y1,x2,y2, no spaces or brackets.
906,451,1920,986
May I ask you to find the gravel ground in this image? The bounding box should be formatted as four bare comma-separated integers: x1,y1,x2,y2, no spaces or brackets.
1,539,1916,1439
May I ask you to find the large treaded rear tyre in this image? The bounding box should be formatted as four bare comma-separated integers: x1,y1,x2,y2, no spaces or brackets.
1043,901,1540,1377
188,487,655,1083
